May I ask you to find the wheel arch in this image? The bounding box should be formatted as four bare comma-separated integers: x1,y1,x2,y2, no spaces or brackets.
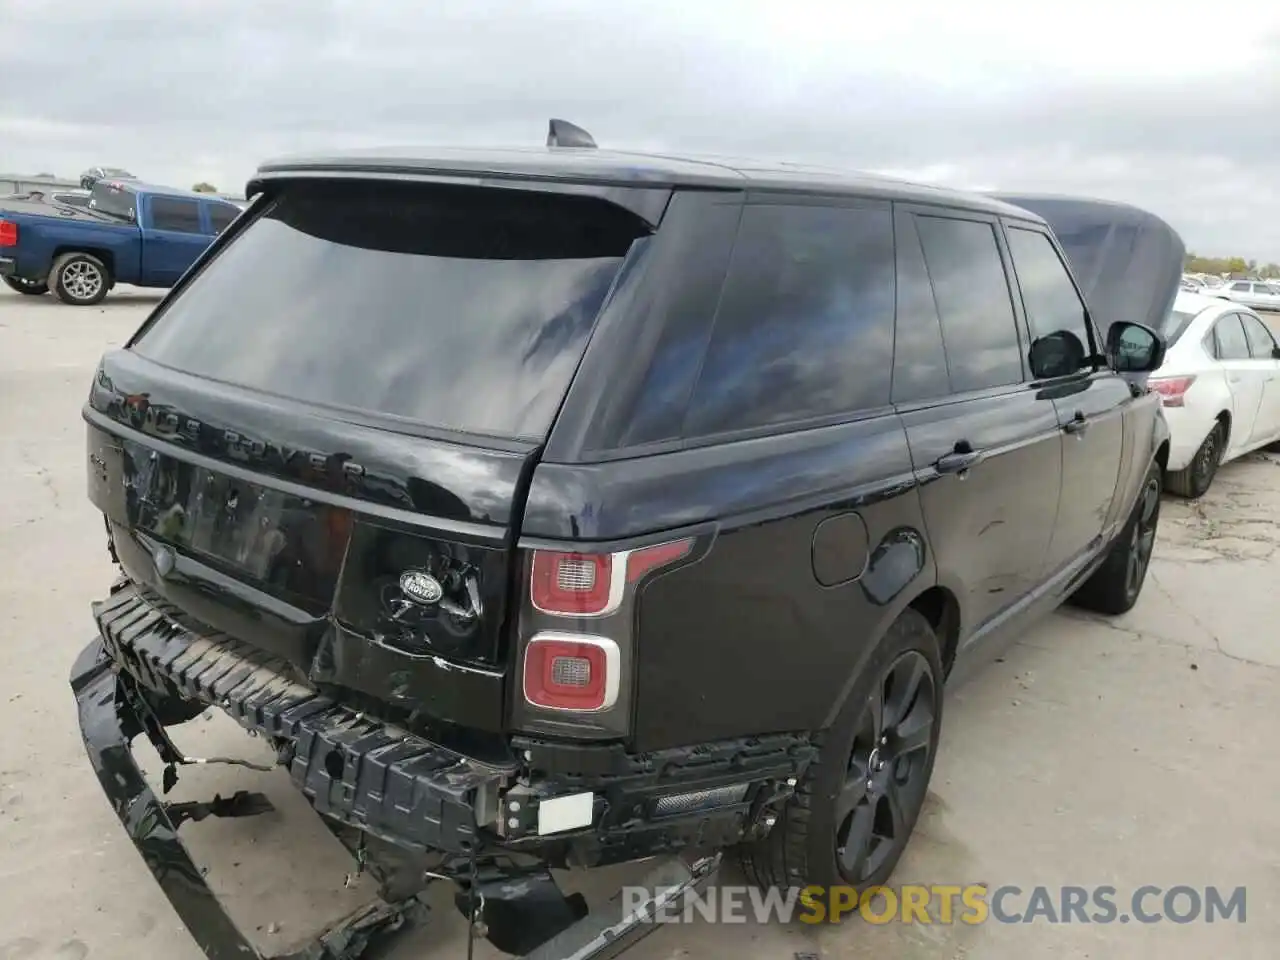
1214,409,1232,449
907,585,961,678
50,246,115,281
820,581,962,731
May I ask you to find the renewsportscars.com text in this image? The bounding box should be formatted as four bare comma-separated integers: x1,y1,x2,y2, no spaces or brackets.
624,884,1247,925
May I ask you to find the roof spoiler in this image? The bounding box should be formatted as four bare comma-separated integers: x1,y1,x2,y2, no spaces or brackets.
547,119,597,149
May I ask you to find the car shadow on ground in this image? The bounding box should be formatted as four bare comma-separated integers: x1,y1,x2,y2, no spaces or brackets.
14,292,166,309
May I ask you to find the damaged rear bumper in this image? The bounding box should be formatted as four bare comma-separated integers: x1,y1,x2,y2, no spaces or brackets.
71,638,721,958
71,584,737,958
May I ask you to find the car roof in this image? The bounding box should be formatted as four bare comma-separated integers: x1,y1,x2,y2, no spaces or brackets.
1173,291,1231,316
249,144,1038,220
111,180,239,204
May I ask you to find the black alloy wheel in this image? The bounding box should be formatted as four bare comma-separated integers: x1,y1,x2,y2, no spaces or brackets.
834,649,938,883
1191,425,1221,493
1124,469,1161,605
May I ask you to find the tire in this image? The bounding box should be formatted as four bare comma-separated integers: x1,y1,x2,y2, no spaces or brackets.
1071,460,1162,615
738,608,944,900
1165,421,1223,498
3,275,49,295
49,252,110,306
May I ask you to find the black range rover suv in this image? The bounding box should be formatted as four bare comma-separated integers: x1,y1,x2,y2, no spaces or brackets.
71,123,1180,959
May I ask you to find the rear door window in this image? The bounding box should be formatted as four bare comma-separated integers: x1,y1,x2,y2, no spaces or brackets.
1241,313,1277,359
132,181,650,440
150,197,203,234
914,214,1024,392
1005,226,1094,379
1214,314,1252,360
681,200,896,437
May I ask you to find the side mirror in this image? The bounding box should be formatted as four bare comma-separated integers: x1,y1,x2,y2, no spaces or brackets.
1107,321,1166,373
1272,345,1280,360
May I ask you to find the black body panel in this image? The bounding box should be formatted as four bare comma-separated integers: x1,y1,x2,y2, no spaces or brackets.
85,350,533,734
527,413,926,752
899,390,1062,635
89,348,532,524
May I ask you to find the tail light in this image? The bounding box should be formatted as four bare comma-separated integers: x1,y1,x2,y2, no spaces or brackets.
523,633,619,712
528,541,692,618
519,538,694,720
1149,376,1196,407
0,219,17,246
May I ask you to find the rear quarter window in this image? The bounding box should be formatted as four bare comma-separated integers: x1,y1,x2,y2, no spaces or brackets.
681,200,896,438
131,181,650,440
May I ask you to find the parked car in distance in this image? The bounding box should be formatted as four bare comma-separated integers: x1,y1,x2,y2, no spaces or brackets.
0,178,242,304
1209,278,1280,312
1147,291,1280,496
79,166,137,190
68,125,1180,959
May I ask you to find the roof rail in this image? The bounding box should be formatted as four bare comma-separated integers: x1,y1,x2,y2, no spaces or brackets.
547,119,597,149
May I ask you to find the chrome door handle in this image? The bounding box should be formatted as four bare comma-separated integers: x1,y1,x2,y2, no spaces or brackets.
1063,412,1089,436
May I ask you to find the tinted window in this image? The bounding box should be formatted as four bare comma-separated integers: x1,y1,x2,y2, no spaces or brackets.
1241,313,1277,359
133,181,647,439
1005,227,1093,379
208,203,238,235
151,197,203,233
89,182,135,220
1214,315,1251,360
915,215,1022,392
891,211,950,404
1231,281,1250,291
681,202,895,437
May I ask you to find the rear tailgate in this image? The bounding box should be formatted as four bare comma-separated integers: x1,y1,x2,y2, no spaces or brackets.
86,177,657,734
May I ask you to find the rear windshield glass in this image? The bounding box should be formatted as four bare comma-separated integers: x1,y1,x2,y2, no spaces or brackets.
89,182,136,220
132,181,649,439
1161,309,1200,347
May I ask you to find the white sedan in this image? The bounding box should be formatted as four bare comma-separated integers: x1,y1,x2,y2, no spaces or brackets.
1149,292,1280,497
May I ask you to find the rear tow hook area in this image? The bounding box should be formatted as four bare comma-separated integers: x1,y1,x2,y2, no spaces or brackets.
71,637,721,959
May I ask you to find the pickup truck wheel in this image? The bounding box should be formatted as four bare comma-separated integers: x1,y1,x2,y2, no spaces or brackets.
1165,422,1223,498
50,252,110,306
1070,460,1161,615
737,608,943,900
3,276,49,295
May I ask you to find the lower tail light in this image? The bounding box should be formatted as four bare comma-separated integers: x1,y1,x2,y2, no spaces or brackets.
1149,376,1196,407
520,537,694,720
0,220,17,246
522,633,619,712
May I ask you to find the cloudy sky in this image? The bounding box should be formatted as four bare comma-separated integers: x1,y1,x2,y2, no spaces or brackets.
3,0,1277,261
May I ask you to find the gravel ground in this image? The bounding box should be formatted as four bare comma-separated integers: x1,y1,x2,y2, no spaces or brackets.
1,285,1276,960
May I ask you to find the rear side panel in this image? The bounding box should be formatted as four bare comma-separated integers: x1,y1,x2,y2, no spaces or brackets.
522,415,926,753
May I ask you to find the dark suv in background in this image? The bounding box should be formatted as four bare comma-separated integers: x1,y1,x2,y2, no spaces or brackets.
71,123,1179,959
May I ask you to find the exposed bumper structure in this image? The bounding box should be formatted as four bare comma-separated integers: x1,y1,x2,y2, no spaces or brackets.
70,585,728,958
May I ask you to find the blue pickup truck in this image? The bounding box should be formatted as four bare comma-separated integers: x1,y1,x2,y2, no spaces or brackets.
0,179,243,305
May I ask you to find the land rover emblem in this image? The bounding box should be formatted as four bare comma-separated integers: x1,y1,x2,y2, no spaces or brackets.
399,570,443,606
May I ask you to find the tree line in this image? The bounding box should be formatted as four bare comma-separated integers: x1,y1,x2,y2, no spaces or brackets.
1185,254,1280,279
